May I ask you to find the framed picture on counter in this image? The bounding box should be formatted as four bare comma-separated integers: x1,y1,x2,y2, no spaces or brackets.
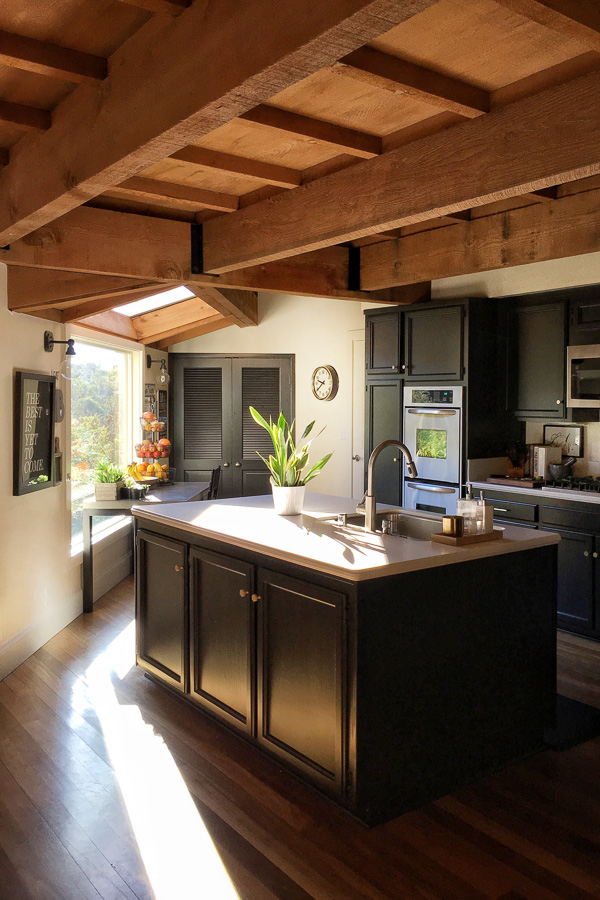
13,370,56,496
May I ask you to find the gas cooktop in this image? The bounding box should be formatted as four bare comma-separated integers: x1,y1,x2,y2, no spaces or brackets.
542,477,600,493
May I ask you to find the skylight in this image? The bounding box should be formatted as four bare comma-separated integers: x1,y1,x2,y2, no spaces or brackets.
114,285,195,317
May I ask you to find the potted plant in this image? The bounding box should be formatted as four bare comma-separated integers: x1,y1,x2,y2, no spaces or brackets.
93,460,126,500
249,407,332,515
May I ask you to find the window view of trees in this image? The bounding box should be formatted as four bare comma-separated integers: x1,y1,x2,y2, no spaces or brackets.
71,343,131,545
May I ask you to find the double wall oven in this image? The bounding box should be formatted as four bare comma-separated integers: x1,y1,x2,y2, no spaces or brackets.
402,386,463,515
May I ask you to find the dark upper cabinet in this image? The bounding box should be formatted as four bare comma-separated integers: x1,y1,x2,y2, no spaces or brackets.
136,531,188,692
404,305,464,380
256,568,345,795
569,287,600,345
365,308,402,374
509,300,566,418
365,377,402,506
189,547,255,735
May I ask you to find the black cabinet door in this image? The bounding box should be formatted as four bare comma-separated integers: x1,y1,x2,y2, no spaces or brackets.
365,377,402,506
136,531,187,692
365,309,401,374
542,526,594,633
256,569,346,796
189,547,254,734
569,289,600,345
405,306,464,380
513,302,566,418
171,355,293,497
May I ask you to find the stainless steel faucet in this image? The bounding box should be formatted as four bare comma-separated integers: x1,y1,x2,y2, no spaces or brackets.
357,440,418,532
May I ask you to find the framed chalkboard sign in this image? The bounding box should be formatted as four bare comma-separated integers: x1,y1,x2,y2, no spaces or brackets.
13,371,56,495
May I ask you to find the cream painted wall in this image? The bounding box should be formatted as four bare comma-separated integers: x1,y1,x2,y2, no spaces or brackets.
0,264,154,679
170,293,367,497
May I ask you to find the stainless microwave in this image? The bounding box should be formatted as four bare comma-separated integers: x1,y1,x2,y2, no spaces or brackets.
567,345,600,407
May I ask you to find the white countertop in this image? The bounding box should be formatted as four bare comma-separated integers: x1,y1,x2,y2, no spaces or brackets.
471,480,600,505
133,492,559,582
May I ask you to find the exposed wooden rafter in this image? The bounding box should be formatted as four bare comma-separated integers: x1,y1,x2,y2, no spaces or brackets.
0,0,438,246
360,186,600,289
201,69,600,273
76,310,139,340
0,100,49,132
6,267,160,312
62,287,169,322
151,315,236,350
333,47,489,118
0,30,107,83
114,176,239,212
185,287,258,327
132,297,221,343
169,147,302,189
116,0,189,14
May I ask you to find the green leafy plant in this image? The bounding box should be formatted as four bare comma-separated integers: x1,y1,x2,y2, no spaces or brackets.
249,407,333,487
93,460,125,483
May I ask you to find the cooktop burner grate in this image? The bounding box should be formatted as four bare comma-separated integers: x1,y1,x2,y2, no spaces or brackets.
544,477,600,492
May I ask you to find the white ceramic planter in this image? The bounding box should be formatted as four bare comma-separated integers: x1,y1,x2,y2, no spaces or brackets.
271,484,305,516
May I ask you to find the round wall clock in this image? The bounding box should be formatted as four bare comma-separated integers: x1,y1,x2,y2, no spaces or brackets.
311,365,339,401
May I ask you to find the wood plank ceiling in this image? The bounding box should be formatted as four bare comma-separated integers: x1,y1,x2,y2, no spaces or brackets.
1,0,599,345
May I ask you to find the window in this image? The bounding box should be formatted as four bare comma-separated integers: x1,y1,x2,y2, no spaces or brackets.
70,338,140,550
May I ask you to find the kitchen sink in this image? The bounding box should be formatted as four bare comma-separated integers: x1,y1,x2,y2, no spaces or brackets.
326,510,439,541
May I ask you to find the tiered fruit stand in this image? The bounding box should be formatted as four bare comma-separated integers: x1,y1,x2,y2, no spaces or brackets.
133,410,171,482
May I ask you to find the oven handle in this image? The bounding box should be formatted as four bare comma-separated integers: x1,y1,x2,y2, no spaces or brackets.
405,483,456,494
406,408,457,416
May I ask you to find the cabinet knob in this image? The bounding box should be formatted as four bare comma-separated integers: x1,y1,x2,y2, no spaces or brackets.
352,454,361,461
401,364,406,370
594,552,598,559
235,462,241,467
556,400,561,405
239,589,249,597
251,593,261,603
584,551,590,557
391,365,397,370
174,564,184,572
223,462,230,467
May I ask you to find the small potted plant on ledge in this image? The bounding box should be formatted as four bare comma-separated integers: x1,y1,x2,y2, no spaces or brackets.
93,460,125,501
506,440,530,479
249,407,333,515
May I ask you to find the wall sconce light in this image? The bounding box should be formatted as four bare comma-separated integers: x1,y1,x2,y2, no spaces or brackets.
44,331,76,355
146,354,170,386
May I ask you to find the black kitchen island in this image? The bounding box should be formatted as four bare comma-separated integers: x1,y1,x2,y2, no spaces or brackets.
133,492,558,826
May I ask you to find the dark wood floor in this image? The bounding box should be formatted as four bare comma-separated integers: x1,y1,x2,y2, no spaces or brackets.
1,577,600,900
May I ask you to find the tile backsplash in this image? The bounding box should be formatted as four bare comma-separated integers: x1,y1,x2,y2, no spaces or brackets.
525,421,600,476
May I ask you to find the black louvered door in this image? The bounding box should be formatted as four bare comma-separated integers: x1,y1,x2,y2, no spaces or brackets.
171,355,293,498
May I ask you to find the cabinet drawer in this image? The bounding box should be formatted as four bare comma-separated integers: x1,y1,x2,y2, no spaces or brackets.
540,505,600,533
484,498,537,523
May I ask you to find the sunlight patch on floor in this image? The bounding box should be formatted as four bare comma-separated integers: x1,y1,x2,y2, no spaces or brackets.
75,620,240,900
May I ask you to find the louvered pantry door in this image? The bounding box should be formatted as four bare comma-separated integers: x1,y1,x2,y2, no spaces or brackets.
171,355,293,498
231,357,293,497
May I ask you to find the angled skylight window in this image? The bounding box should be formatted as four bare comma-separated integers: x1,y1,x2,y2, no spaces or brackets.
114,286,195,317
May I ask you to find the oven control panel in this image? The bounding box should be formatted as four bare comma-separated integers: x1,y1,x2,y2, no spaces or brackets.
404,386,463,407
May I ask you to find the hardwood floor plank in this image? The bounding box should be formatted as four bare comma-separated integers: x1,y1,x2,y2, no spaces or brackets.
1,580,600,900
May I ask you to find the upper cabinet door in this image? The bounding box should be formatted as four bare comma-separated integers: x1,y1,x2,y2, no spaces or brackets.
513,301,566,418
569,290,600,346
404,306,464,380
365,310,402,374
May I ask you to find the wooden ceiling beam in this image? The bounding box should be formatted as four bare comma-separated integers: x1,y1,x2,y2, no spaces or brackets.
170,147,301,189
116,0,189,14
240,105,381,159
6,266,159,311
0,30,107,84
133,297,217,342
334,47,489,118
0,206,408,304
493,0,600,52
360,187,600,290
0,99,49,131
151,315,237,349
184,287,258,327
115,176,239,212
0,0,437,246
201,69,600,273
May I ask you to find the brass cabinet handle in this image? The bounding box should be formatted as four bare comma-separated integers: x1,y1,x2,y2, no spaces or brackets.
252,593,261,603
594,552,598,559
174,564,184,572
584,551,589,557
223,462,230,467
235,462,241,467
239,589,249,597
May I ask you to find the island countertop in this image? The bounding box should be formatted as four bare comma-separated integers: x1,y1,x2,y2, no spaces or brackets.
133,491,559,582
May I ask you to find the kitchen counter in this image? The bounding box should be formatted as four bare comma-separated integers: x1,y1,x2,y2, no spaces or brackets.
133,491,558,825
133,491,558,583
471,479,600,505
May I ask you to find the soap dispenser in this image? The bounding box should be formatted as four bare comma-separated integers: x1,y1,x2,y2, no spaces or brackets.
456,483,478,534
